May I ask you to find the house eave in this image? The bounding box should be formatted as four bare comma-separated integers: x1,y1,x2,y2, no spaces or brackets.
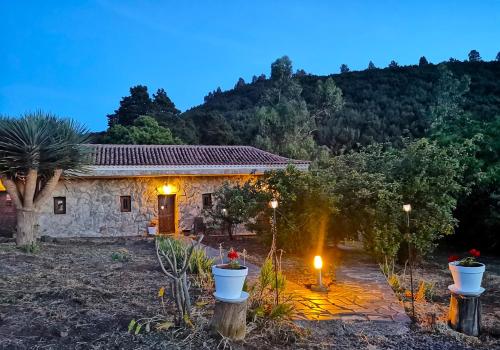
74,163,309,177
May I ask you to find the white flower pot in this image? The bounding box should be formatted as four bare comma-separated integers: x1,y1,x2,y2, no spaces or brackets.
212,264,248,300
147,226,157,235
449,261,485,294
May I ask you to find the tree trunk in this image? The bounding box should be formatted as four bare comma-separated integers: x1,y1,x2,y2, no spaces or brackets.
448,292,481,336
16,209,38,246
227,222,234,240
210,299,247,341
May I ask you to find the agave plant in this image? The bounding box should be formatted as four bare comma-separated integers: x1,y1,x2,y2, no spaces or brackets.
0,111,91,246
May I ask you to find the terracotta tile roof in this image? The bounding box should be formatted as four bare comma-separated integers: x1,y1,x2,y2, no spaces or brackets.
89,144,309,167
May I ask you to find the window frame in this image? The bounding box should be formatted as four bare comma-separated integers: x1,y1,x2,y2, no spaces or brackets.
53,197,66,215
202,193,212,209
120,195,132,213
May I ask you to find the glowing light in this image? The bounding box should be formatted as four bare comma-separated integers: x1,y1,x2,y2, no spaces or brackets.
158,184,177,195
403,204,412,212
221,208,228,217
269,198,278,209
314,255,323,270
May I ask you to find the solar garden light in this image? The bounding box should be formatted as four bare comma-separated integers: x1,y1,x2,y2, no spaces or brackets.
311,255,329,292
403,203,415,319
269,198,280,305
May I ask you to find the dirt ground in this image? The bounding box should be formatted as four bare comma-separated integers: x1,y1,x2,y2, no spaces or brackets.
1,236,499,349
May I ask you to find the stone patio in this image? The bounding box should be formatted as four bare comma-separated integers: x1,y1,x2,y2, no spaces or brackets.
203,243,410,324
285,261,410,323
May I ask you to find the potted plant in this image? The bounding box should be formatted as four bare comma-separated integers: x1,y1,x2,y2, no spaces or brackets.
212,248,248,300
448,249,485,294
147,221,157,235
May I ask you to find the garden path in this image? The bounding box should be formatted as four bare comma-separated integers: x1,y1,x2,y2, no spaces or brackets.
202,243,410,324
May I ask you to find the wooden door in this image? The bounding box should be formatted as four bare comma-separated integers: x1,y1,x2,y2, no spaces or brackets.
158,195,175,234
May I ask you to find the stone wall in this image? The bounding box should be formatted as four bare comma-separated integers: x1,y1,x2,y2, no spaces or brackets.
0,191,16,237
37,175,254,237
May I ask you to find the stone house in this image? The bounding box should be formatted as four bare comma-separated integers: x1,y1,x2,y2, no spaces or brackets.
0,145,308,238
0,181,16,237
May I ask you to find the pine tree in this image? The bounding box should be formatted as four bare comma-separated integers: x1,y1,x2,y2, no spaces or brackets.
367,61,376,70
106,85,153,127
419,56,429,66
340,64,350,73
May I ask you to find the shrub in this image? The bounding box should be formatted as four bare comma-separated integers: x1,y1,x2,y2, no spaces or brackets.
156,236,214,276
248,258,291,320
19,242,40,254
324,139,467,262
111,248,131,262
249,166,336,253
416,281,435,302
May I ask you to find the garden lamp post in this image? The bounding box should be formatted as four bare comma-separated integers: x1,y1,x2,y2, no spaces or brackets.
403,203,415,319
269,198,279,305
311,255,328,292
221,208,228,237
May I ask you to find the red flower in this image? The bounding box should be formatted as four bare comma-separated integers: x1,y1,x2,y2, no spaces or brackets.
469,249,480,258
448,255,459,262
227,249,239,260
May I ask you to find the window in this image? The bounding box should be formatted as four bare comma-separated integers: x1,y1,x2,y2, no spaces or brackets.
120,196,132,212
53,197,66,214
202,193,212,209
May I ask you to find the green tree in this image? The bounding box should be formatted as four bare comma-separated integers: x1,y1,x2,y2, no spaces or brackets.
105,116,182,144
430,65,471,137
256,57,317,159
0,112,90,246
250,166,336,253
388,60,399,68
234,77,246,89
367,61,376,70
107,85,153,127
152,88,180,117
418,56,429,66
270,56,293,82
430,66,500,250
324,139,467,260
203,182,258,240
496,52,500,61
340,64,350,73
468,50,481,62
254,100,316,160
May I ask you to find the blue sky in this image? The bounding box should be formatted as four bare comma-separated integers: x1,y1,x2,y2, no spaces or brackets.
1,1,499,131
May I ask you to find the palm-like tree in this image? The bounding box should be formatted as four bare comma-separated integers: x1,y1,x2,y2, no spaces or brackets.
0,112,90,246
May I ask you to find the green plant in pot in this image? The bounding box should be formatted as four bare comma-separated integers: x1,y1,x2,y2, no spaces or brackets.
448,249,485,294
212,248,248,300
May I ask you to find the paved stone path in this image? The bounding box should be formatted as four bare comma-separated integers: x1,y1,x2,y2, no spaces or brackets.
286,260,410,323
202,243,410,324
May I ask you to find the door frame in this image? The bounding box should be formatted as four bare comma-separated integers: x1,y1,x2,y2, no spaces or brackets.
158,194,176,234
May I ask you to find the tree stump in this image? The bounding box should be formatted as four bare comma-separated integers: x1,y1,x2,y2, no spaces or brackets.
448,292,481,336
210,299,247,341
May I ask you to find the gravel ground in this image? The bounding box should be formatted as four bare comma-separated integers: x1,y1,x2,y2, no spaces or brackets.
0,237,498,349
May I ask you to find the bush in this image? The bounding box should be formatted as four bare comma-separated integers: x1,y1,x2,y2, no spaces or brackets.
248,258,291,320
19,242,40,254
156,236,214,276
323,139,467,262
249,166,336,253
111,248,131,262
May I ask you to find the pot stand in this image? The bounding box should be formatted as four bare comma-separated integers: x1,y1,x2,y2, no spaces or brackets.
448,287,484,337
210,295,248,341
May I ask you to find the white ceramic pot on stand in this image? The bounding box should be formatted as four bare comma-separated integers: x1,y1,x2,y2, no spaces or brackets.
448,261,485,294
212,265,248,301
